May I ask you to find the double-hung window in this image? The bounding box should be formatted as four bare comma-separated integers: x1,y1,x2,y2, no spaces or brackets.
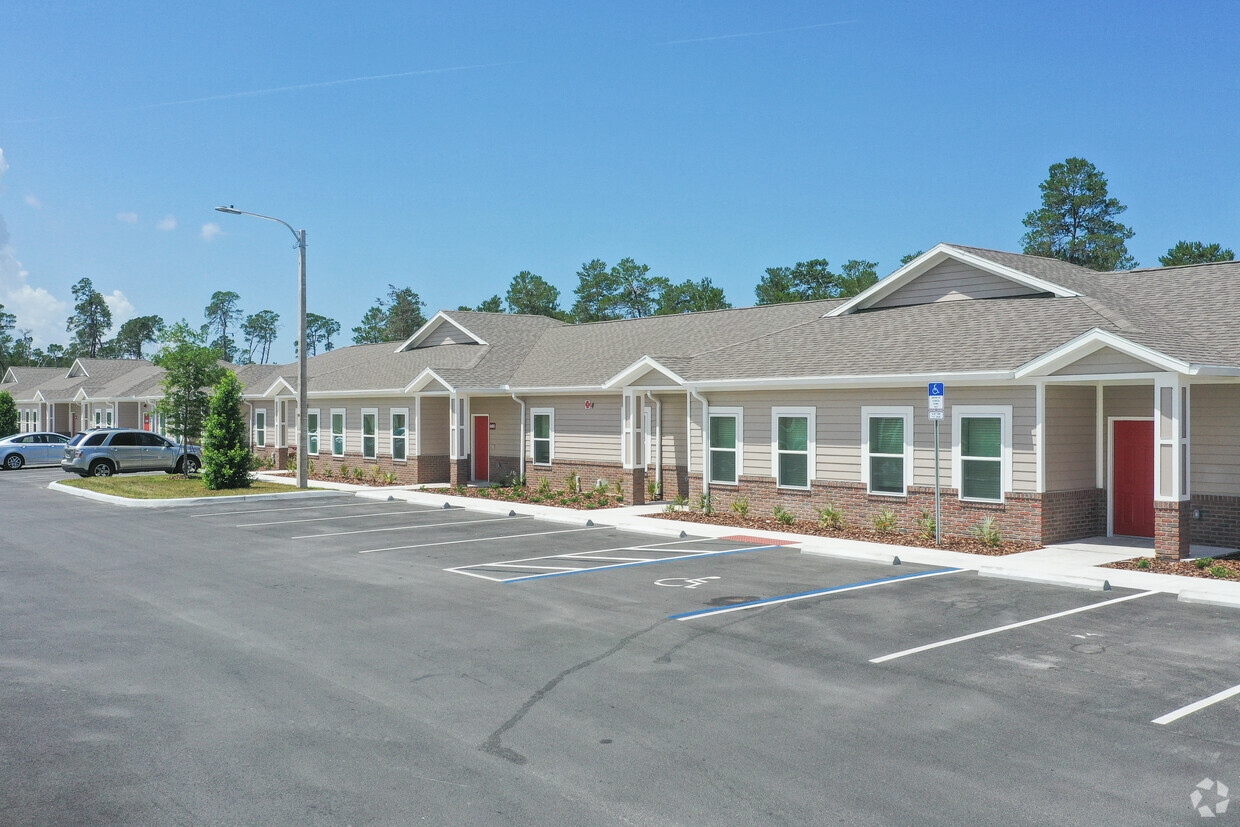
331,409,345,457
862,407,912,496
772,407,815,489
531,408,553,465
94,409,102,427
708,408,742,485
306,409,320,455
953,406,1011,502
361,409,377,459
391,408,408,461
254,410,266,448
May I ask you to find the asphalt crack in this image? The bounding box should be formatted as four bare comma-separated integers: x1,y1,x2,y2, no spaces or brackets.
480,621,663,765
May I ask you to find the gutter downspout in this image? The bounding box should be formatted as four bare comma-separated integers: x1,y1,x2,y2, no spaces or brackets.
690,389,709,498
645,392,662,497
511,393,526,482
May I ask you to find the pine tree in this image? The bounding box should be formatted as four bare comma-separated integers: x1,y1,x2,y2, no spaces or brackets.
201,371,253,490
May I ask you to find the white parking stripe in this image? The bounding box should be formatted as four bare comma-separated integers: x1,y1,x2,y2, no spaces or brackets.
192,500,376,517
238,509,463,528
869,590,1158,664
357,525,609,554
442,537,708,574
1152,682,1240,725
291,515,530,540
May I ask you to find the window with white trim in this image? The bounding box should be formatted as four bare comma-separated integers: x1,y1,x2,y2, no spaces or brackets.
772,407,815,489
331,408,345,457
306,409,320,455
708,407,742,485
952,405,1012,503
361,408,377,459
862,406,912,496
531,408,554,466
391,408,408,461
94,409,102,427
254,410,266,448
106,408,113,427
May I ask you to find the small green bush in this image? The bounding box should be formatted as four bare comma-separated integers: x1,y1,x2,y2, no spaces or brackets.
1210,565,1231,579
1194,557,1215,570
872,509,898,533
773,505,795,526
339,462,350,479
816,502,845,529
731,497,750,518
594,479,609,495
538,477,553,495
614,479,624,498
1135,557,1152,570
914,509,937,541
306,459,316,476
647,478,662,501
696,493,714,515
971,516,1003,547
322,466,334,479
565,471,580,492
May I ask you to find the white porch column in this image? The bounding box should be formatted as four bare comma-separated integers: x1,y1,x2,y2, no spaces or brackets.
1154,374,1187,502
1035,381,1046,493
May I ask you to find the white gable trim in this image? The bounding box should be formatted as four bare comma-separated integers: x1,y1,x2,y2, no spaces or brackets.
67,359,90,377
394,311,487,352
2,367,17,383
402,367,455,394
260,376,297,397
825,244,1081,317
73,387,91,402
602,356,687,389
32,390,47,403
1014,329,1191,378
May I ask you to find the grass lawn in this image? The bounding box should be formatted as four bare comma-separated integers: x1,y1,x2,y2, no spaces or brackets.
59,474,314,499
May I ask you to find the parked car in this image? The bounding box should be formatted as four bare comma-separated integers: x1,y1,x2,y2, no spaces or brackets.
61,428,203,477
0,431,73,469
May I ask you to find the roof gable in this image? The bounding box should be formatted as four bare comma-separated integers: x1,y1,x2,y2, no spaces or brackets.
395,312,486,352
827,244,1081,316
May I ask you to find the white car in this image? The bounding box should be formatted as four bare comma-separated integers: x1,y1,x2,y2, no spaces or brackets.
0,431,72,469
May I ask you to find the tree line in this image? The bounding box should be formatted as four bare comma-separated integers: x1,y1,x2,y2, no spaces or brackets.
1,155,1231,374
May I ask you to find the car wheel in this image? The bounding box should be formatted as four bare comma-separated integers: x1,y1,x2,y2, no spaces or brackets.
89,460,115,477
183,455,201,474
3,453,23,470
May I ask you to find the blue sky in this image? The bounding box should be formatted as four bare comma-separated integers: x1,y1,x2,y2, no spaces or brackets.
2,1,1236,357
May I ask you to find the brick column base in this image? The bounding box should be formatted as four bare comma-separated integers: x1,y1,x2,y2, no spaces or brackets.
1154,500,1191,560
274,447,289,470
631,468,646,506
448,458,471,486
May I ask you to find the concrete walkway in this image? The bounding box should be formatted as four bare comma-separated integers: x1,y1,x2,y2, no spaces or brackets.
254,475,1240,609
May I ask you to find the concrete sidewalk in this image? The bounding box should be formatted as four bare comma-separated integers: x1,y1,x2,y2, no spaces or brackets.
266,477,1240,609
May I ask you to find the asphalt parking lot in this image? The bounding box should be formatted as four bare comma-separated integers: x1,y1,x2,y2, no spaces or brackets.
3,466,1240,825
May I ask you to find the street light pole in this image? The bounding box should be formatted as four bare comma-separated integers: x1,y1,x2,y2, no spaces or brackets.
215,206,309,489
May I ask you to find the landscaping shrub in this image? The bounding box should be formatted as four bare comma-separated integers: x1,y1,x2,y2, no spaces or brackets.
1194,557,1215,570
872,509,898,533
816,502,845,529
731,497,750,518
773,505,795,526
1210,565,1231,579
971,516,1003,547
1135,557,1152,570
200,371,252,490
914,510,937,541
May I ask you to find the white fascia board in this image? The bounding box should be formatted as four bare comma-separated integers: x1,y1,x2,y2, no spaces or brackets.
602,356,687,389
1,367,17,383
1013,328,1192,378
686,370,1014,391
67,359,90,377
826,243,1080,317
507,385,617,395
72,387,91,402
32,390,47,403
394,311,487,353
260,376,297,397
402,368,454,394
305,388,407,399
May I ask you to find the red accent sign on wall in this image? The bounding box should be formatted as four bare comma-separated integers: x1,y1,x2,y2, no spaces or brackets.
584,400,593,409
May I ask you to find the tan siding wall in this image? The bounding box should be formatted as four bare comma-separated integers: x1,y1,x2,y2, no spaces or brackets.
696,386,1038,492
1052,347,1154,376
419,396,449,455
469,396,521,458
316,397,414,458
1191,385,1240,495
525,394,621,464
870,260,1039,309
654,391,687,467
1045,385,1096,491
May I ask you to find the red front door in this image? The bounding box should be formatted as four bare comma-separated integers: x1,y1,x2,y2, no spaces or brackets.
1113,420,1155,537
472,416,489,482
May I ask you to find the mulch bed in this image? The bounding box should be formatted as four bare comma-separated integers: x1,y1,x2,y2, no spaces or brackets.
648,510,1041,556
1105,554,1240,579
423,485,626,510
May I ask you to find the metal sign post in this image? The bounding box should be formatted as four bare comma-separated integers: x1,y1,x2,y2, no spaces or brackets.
928,383,945,545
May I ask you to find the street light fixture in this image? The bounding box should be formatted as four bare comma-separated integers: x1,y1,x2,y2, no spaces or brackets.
214,205,309,489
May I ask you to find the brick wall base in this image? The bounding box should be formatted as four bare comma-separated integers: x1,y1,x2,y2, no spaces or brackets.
276,450,451,485
448,458,471,486
1188,495,1240,552
525,459,653,501
1040,488,1108,545
1155,500,1191,561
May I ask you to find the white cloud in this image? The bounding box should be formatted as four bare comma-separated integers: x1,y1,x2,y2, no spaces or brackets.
24,194,42,209
0,148,8,191
117,211,139,224
156,214,177,231
102,289,136,329
0,214,69,348
200,222,222,241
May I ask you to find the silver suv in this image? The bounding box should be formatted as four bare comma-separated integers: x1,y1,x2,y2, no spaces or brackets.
62,429,203,477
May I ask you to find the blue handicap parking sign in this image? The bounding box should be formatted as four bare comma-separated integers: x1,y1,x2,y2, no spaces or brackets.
928,382,944,397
